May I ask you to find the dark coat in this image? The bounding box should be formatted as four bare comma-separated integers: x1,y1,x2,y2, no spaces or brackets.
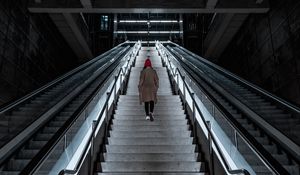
138,67,159,103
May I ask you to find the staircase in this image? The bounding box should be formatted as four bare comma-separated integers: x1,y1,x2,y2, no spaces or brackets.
97,47,206,174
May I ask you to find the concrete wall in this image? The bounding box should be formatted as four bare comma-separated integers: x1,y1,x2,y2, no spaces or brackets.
219,0,300,105
0,0,78,106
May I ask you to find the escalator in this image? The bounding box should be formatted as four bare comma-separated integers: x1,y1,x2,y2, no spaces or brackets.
162,42,300,175
0,43,133,175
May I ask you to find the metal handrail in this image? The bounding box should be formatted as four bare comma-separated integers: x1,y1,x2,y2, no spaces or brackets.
0,42,126,114
158,44,250,175
169,41,300,113
20,43,139,175
56,42,140,175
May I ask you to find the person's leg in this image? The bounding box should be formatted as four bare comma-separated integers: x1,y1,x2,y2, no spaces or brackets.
150,101,154,113
149,100,154,121
145,101,150,120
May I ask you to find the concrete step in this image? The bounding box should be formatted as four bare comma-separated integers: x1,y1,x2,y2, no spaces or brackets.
115,110,185,115
98,173,206,175
100,162,203,172
118,99,181,103
103,153,198,162
106,145,196,154
113,116,186,121
108,138,193,145
113,114,186,117
112,120,187,126
115,108,184,112
117,102,182,107
111,125,189,132
109,131,191,138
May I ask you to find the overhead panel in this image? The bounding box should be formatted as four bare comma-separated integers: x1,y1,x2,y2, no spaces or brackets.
28,0,269,13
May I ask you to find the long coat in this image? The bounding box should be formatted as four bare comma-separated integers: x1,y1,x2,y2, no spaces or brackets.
138,67,159,103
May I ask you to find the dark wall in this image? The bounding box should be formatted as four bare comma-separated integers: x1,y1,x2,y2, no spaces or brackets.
183,14,212,55
0,0,79,106
86,14,114,55
219,0,300,105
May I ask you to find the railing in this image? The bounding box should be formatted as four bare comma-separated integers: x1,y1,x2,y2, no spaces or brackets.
0,44,128,166
55,42,140,175
20,43,135,174
168,42,300,163
171,41,300,114
158,41,294,174
156,42,251,175
0,43,125,115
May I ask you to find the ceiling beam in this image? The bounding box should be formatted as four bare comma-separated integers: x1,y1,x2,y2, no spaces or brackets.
28,7,269,13
204,13,248,60
80,0,92,8
49,13,93,62
206,0,218,9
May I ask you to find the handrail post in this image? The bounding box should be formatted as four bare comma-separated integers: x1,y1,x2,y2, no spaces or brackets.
191,93,195,123
120,72,123,95
212,105,215,119
191,93,197,139
234,130,238,149
64,134,67,150
114,76,118,106
176,74,179,95
207,121,215,175
105,92,110,136
89,120,96,175
182,76,186,110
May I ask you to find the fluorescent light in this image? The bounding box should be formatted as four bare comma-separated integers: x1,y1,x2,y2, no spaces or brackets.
114,31,183,34
118,20,179,23
150,20,178,23
119,20,148,23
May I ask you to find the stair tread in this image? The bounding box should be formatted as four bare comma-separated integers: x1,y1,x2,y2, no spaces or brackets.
100,162,203,172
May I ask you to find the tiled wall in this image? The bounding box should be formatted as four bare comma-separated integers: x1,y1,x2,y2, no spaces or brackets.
219,0,300,105
0,0,78,105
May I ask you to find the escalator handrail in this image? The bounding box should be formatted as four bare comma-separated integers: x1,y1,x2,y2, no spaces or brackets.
168,44,300,162
58,43,140,175
59,67,124,175
0,42,127,114
19,45,134,175
159,42,290,175
158,43,250,175
168,41,300,114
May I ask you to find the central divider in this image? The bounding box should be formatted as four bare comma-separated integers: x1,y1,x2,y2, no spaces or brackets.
97,47,206,174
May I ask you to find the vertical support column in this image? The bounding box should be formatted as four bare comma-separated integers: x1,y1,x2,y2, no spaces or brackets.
113,14,118,46
179,14,184,45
